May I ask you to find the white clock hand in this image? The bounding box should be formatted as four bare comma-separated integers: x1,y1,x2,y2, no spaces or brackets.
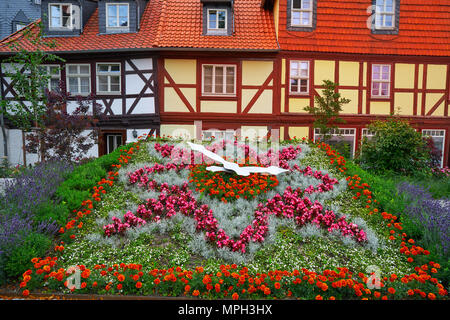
187,142,289,176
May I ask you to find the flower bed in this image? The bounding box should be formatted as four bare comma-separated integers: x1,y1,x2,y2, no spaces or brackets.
16,137,449,300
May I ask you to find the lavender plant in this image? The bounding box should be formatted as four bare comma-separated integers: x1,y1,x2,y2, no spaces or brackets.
0,160,73,282
397,182,450,256
0,160,74,219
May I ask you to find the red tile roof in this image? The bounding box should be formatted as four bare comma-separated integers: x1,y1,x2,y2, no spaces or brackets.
0,0,279,53
0,0,448,56
152,0,278,50
278,0,450,57
0,1,160,53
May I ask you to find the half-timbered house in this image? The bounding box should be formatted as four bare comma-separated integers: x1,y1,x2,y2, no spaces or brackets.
150,0,450,167
1,0,449,167
0,0,159,164
264,0,450,166
154,0,280,142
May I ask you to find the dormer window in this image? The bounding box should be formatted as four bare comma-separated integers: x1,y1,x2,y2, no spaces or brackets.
287,0,317,31
371,0,399,34
207,9,227,31
106,3,129,28
291,0,313,27
201,0,232,36
49,3,72,29
374,0,395,29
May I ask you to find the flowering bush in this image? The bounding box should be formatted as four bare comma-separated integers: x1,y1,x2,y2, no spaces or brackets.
431,167,450,179
190,164,280,202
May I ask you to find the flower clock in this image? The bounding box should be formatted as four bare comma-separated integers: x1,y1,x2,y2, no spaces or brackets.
103,140,367,255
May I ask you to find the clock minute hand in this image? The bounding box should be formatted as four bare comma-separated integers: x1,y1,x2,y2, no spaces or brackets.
187,142,289,176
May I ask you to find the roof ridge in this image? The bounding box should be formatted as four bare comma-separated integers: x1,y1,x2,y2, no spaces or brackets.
154,0,167,47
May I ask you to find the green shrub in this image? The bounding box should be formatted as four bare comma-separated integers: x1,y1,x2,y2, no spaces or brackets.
55,142,135,211
357,117,430,175
4,232,52,280
34,201,70,226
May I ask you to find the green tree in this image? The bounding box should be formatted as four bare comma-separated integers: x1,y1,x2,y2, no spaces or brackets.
0,22,64,161
304,80,349,140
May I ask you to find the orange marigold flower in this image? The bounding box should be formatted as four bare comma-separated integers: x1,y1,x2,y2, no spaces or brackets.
22,289,29,297
192,290,200,297
232,293,239,300
136,281,142,289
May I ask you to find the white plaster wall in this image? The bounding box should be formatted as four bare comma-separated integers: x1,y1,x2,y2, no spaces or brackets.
125,58,155,115
126,97,155,114
110,99,122,115
125,58,153,71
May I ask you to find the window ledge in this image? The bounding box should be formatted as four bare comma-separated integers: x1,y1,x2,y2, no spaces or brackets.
289,92,310,97
96,91,122,96
205,30,229,36
201,95,237,101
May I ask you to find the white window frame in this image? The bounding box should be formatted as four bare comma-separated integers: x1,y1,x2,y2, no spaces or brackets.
66,64,91,96
371,64,391,98
49,3,72,29
15,22,28,32
360,128,376,149
202,129,236,141
106,133,123,154
314,128,357,158
96,63,121,95
422,129,446,167
362,128,375,140
40,65,61,91
374,0,396,30
291,0,313,27
207,9,227,31
202,64,236,96
106,3,129,28
289,60,310,94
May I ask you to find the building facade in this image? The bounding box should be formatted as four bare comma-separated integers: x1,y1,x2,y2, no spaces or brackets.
0,0,449,167
0,0,159,164
0,0,41,41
